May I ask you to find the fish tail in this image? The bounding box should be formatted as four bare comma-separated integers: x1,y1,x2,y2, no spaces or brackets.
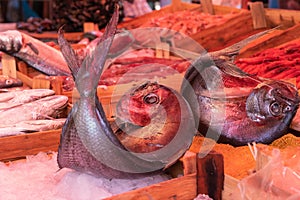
58,4,119,88
212,27,278,58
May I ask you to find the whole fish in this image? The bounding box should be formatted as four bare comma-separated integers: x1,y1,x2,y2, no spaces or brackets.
0,29,133,77
0,75,23,89
0,89,55,110
0,30,70,76
0,118,66,137
57,6,195,178
0,95,68,125
181,32,300,146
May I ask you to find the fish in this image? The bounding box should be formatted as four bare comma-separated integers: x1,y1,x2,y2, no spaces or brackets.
114,81,195,154
0,75,23,89
0,89,55,110
181,31,300,146
0,30,71,76
0,95,68,125
0,118,66,137
0,29,134,77
57,6,195,178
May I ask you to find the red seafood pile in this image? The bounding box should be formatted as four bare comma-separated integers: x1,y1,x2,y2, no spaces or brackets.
99,56,191,86
140,10,236,36
235,41,300,88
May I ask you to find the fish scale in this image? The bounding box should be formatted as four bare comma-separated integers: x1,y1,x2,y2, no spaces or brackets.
182,30,300,146
57,5,195,178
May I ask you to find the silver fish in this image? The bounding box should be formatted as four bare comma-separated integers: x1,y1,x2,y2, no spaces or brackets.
57,6,195,178
181,30,300,146
0,95,68,125
0,30,70,76
0,118,66,137
0,89,55,110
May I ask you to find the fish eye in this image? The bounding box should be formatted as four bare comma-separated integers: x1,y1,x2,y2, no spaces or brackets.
283,105,292,113
5,79,13,85
143,93,159,105
269,102,282,116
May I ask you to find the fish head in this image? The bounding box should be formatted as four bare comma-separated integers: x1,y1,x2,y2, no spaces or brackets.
0,75,23,89
40,95,69,118
246,81,300,123
116,81,175,127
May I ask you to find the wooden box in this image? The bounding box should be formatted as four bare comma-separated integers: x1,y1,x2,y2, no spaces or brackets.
119,0,255,52
0,131,228,200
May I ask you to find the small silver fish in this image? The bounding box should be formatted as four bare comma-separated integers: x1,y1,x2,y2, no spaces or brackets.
0,89,55,110
0,30,70,76
0,118,66,137
0,95,68,125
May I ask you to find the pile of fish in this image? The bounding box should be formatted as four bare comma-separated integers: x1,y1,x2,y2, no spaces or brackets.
0,89,68,137
235,40,300,88
0,4,299,180
139,10,239,36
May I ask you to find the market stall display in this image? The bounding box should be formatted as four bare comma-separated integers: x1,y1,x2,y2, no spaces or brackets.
0,1,300,200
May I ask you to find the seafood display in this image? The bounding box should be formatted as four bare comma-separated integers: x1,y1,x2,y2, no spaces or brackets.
57,8,195,178
0,30,70,76
181,31,300,146
0,94,68,125
235,40,300,88
1,2,300,198
100,56,191,86
52,0,123,32
0,119,66,137
17,17,55,33
139,10,239,36
0,88,68,136
0,89,55,109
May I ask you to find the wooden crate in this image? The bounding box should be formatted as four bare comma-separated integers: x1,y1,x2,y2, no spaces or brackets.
118,0,256,52
238,23,300,58
0,131,229,200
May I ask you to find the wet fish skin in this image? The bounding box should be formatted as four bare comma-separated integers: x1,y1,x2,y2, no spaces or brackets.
115,82,195,154
181,31,300,146
0,118,66,137
0,30,70,76
0,75,23,89
57,6,195,178
0,89,55,110
0,95,68,125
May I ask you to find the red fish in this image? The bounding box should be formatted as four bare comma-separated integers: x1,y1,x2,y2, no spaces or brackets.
57,6,195,178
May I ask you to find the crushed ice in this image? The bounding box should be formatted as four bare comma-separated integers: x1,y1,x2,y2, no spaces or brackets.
0,152,170,200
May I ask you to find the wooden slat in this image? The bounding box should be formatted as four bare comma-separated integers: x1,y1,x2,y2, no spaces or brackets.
104,173,197,200
182,151,197,175
16,71,33,88
1,53,17,78
265,8,300,28
32,75,51,89
223,175,239,200
0,130,61,161
178,10,253,52
200,0,215,15
249,2,267,29
197,151,224,200
238,23,300,58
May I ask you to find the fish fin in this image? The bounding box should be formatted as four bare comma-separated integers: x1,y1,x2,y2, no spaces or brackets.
58,28,81,80
211,28,277,59
75,5,119,94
